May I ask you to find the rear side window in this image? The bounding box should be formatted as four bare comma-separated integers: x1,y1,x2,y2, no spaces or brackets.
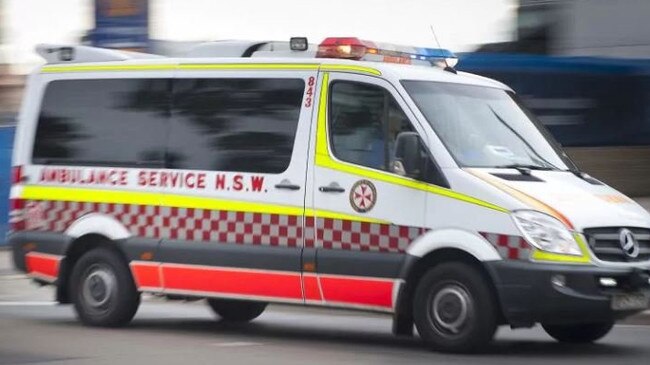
33,79,169,167
169,78,304,173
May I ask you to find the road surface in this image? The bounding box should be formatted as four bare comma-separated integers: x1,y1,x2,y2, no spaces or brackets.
1,250,650,365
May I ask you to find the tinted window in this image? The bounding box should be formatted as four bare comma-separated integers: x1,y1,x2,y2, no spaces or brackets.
329,81,415,172
33,79,169,166
169,78,304,173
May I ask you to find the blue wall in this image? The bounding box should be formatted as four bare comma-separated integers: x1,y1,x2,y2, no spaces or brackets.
0,126,15,245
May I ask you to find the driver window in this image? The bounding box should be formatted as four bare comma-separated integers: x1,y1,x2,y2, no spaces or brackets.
329,81,415,173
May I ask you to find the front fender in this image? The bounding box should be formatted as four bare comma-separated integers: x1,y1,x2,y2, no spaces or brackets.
406,228,502,261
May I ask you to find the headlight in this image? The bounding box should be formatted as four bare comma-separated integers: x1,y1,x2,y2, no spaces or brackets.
512,210,582,256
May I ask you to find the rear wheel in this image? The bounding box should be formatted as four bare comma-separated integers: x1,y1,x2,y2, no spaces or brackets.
542,322,614,343
70,247,140,327
207,298,267,322
413,262,498,353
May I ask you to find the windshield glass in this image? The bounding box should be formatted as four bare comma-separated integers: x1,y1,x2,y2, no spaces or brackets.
402,80,569,170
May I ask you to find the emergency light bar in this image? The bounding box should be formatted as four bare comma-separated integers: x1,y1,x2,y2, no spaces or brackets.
316,37,459,68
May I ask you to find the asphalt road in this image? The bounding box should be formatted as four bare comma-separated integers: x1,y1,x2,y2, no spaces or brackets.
2,300,650,365
1,284,650,364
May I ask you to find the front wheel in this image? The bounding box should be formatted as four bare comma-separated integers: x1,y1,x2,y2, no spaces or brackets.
70,247,140,327
542,322,614,343
207,298,267,322
413,262,498,353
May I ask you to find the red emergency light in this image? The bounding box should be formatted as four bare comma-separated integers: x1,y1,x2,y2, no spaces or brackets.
316,37,379,60
316,37,458,68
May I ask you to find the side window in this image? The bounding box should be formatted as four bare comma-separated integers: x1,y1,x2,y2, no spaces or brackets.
33,79,169,167
169,78,305,173
329,81,415,172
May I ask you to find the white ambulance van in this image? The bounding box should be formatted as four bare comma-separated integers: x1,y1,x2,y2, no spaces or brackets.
9,37,650,353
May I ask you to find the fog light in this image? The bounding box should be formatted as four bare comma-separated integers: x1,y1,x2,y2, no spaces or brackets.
551,274,566,287
599,277,618,287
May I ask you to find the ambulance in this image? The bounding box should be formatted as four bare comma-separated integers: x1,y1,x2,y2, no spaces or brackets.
8,37,650,353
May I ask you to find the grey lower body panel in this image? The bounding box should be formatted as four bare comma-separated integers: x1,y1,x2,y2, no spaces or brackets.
8,231,72,272
315,249,405,278
157,239,302,272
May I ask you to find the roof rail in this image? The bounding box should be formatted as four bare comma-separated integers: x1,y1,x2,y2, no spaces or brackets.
36,44,165,64
185,40,317,58
185,40,271,58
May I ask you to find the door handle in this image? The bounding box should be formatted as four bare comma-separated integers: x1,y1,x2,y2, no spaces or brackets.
274,179,301,191
318,183,345,193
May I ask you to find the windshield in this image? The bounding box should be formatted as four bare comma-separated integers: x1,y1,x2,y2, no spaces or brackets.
402,80,569,170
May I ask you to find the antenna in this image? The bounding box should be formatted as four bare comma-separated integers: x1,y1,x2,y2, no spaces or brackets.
429,25,456,73
428,25,447,67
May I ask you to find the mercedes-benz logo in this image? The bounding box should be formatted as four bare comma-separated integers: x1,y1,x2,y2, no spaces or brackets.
619,228,640,258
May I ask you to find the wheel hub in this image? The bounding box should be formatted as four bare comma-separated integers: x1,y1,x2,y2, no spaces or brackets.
82,266,115,308
431,285,471,335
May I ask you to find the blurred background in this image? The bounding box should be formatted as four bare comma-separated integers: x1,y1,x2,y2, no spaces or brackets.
0,0,649,242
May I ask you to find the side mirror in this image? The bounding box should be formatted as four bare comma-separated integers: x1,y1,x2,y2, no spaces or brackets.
393,132,423,178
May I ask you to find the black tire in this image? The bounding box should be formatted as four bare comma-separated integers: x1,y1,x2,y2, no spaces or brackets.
413,262,498,353
69,247,140,327
207,298,267,322
542,322,614,343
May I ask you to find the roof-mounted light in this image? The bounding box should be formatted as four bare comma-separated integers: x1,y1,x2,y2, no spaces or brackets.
316,37,458,69
289,37,309,51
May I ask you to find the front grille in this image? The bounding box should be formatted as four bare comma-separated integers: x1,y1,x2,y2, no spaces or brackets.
583,227,650,262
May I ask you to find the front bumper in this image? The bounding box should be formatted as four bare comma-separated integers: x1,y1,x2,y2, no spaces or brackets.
485,260,650,328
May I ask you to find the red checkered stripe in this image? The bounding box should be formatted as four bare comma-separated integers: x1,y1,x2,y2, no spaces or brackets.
26,200,303,248
22,200,425,252
480,232,532,260
305,216,426,253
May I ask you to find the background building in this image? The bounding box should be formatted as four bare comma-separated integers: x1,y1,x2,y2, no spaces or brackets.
482,0,650,58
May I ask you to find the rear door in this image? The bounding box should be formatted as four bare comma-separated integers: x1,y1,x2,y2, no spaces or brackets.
157,66,317,303
306,72,428,311
19,73,172,286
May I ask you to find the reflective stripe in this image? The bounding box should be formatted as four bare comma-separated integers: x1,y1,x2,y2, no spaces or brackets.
319,64,381,76
40,63,381,76
465,169,574,229
314,73,508,213
304,208,386,224
530,233,591,264
161,263,304,300
129,261,162,290
25,252,62,281
179,63,319,71
315,72,332,158
318,274,394,309
19,185,385,224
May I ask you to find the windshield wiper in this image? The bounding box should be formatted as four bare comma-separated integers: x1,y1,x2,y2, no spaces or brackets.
488,107,562,170
494,163,555,175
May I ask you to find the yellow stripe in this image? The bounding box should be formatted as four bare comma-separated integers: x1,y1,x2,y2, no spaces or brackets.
178,63,319,71
305,209,386,224
316,72,332,157
314,73,508,213
319,64,381,76
41,63,381,76
19,185,385,224
530,233,591,264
